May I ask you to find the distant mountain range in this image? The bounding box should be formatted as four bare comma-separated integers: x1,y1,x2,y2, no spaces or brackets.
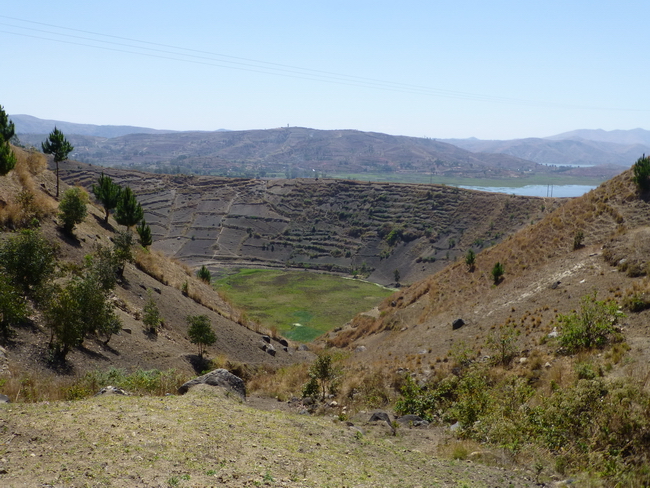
441,128,650,167
11,114,179,138
12,114,641,179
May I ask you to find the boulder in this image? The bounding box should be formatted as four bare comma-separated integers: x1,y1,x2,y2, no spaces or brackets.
261,335,271,344
0,393,10,403
277,338,289,347
298,344,310,351
178,369,246,399
452,318,465,330
369,411,395,434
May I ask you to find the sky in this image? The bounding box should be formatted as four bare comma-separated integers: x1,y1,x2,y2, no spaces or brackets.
2,1,649,140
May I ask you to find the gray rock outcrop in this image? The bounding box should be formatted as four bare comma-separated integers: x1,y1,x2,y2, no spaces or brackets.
178,369,246,399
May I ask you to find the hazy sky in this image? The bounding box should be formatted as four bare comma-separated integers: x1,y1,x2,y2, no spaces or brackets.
2,1,649,139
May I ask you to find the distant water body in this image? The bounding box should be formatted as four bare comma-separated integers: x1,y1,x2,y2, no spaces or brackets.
459,184,597,198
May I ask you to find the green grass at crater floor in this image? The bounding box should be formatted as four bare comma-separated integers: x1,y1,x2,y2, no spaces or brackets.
214,269,394,342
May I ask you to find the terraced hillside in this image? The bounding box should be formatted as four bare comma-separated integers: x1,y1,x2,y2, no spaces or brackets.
61,162,560,285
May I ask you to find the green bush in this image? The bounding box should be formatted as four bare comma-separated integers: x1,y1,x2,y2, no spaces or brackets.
58,187,88,233
632,154,650,191
491,262,504,285
558,292,623,354
196,265,211,284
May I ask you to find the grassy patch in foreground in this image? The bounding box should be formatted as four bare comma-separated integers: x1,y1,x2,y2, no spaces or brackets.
214,269,393,342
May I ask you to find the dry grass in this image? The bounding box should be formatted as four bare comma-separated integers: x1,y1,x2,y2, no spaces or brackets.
0,146,56,229
247,363,311,401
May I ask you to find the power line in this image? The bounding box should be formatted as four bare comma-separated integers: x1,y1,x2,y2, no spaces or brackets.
2,14,648,112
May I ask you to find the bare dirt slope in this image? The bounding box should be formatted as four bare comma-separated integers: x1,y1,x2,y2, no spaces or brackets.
328,168,650,373
60,161,560,285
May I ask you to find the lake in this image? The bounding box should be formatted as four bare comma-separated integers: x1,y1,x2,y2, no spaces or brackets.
460,184,597,198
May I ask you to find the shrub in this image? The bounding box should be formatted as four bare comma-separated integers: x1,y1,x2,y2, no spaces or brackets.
573,230,584,250
0,229,57,298
0,273,27,339
465,249,476,271
491,262,505,285
196,265,211,284
632,154,650,191
142,291,162,333
558,292,623,354
58,187,88,233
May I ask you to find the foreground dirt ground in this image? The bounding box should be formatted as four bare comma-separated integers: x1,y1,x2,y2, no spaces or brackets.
0,387,542,488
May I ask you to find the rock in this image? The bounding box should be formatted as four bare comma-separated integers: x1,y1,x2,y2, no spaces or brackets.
298,344,310,351
355,345,367,353
178,369,246,399
452,318,465,330
95,385,128,396
449,421,461,432
277,338,289,347
302,396,315,406
265,343,276,356
551,281,561,289
153,287,162,294
0,346,8,376
329,401,338,407
548,327,559,338
122,328,132,334
369,411,395,434
544,362,552,368
261,335,271,344
0,393,10,403
519,357,528,364
396,414,429,427
283,347,289,353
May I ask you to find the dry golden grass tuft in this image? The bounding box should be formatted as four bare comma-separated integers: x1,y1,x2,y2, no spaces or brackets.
0,146,57,229
247,363,311,401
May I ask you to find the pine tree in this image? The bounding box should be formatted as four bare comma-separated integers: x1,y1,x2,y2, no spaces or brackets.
92,172,122,222
41,127,73,198
0,105,16,176
114,186,144,228
136,218,152,247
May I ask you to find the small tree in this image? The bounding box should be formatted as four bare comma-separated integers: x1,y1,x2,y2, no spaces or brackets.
41,127,73,198
196,265,211,284
92,172,122,222
45,284,85,359
0,273,27,340
114,186,143,228
0,229,57,298
136,218,152,247
58,187,88,233
303,353,339,401
187,314,216,357
465,249,476,271
0,105,16,176
486,324,519,365
113,229,135,278
491,262,505,285
393,268,401,283
142,291,162,334
632,154,650,192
